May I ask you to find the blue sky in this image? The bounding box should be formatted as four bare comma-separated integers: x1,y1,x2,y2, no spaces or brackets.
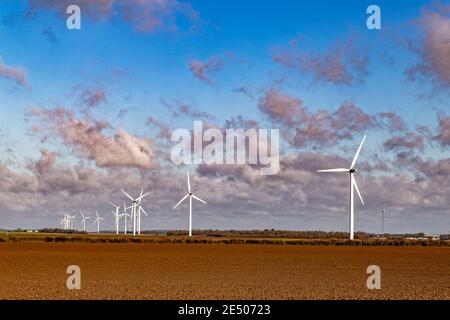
0,0,449,233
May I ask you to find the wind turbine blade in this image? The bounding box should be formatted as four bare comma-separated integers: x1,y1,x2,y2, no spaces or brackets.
317,168,349,173
173,194,189,209
140,207,148,216
137,192,149,202
192,194,207,204
108,201,119,208
353,176,364,205
121,189,134,201
350,135,366,169
187,171,191,193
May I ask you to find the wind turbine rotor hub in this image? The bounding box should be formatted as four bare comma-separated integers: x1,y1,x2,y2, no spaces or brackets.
349,168,356,173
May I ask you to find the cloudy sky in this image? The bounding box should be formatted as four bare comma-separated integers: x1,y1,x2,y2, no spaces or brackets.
0,0,449,234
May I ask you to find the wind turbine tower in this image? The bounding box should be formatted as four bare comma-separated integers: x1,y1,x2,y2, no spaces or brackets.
173,171,207,237
317,135,366,240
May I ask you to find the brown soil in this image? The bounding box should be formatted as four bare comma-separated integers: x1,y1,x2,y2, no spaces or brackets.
0,243,448,299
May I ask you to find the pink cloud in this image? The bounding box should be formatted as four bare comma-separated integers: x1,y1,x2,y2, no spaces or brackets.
258,90,378,147
80,88,106,109
0,60,28,87
434,112,450,147
27,107,156,169
273,37,369,86
258,90,306,126
189,56,224,84
406,5,450,89
28,0,200,33
383,134,425,152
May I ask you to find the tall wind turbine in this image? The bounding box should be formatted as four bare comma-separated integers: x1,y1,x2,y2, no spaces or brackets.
60,215,67,230
317,135,366,240
173,171,207,237
109,202,123,235
121,189,149,235
93,210,104,234
136,189,149,235
65,214,71,230
69,215,76,231
80,211,90,232
122,201,131,234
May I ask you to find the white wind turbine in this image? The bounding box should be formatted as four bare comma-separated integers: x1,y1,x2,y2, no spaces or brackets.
62,214,69,230
173,171,207,237
79,211,91,232
136,189,149,235
60,215,67,230
109,202,124,235
122,201,131,234
66,215,71,230
69,215,76,230
121,189,149,235
317,135,366,240
93,210,104,234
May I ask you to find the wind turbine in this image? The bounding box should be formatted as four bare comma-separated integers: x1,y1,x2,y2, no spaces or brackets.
69,215,76,230
122,201,131,234
317,135,366,240
65,214,71,230
121,189,149,235
109,202,123,235
136,189,149,235
93,210,104,234
173,171,207,237
60,215,67,230
80,211,90,232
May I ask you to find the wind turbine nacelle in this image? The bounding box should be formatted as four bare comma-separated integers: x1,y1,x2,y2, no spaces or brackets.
349,168,357,173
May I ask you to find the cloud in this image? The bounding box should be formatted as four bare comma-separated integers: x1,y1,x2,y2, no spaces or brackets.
119,0,200,33
258,90,306,126
146,116,171,141
383,134,425,152
223,115,259,129
377,112,407,132
27,107,156,169
406,4,450,89
80,88,106,109
189,56,224,84
273,37,369,86
161,99,214,120
258,90,378,147
234,86,253,98
0,59,28,87
42,26,58,43
27,0,200,33
434,111,450,147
